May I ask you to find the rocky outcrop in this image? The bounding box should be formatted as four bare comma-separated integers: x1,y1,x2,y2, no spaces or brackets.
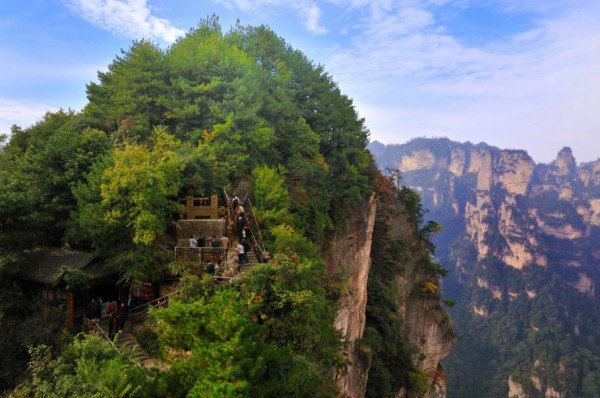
508,375,526,398
328,194,377,398
402,299,453,389
328,181,454,398
368,180,454,398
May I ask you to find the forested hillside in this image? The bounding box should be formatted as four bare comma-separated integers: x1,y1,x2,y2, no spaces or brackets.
0,18,454,398
370,138,600,397
0,18,377,396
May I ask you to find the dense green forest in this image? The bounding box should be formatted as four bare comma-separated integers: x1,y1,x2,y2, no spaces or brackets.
0,18,380,396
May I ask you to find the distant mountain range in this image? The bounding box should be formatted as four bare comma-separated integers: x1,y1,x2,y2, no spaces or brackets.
369,138,600,398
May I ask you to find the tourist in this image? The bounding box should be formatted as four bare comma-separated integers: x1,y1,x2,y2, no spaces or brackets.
210,236,221,263
236,217,245,240
198,233,206,248
261,250,271,263
242,238,251,265
97,296,104,319
189,235,198,248
108,299,116,336
117,302,127,331
220,233,229,259
237,241,245,270
87,298,97,320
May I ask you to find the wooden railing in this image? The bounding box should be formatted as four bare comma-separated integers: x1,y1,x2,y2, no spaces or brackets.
83,316,116,347
224,188,267,264
83,316,143,367
243,196,266,263
129,290,179,322
174,246,226,266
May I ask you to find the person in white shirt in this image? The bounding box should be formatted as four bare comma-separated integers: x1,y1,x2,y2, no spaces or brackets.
237,242,245,269
189,235,198,248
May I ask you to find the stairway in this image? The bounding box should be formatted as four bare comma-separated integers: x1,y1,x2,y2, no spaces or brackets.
240,249,259,273
116,331,154,367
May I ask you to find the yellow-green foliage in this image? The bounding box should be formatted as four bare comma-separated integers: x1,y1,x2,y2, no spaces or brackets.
101,126,183,245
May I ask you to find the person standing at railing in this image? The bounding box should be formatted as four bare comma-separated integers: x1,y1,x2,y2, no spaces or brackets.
242,238,251,266
189,235,198,248
87,298,99,320
198,233,206,248
108,299,116,336
237,241,245,270
220,233,229,260
211,236,221,263
117,302,127,331
236,216,245,240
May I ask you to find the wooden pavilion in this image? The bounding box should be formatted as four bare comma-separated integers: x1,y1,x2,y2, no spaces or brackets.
14,248,118,331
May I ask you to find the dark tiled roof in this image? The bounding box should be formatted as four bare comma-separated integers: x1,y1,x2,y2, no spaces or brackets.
16,248,109,286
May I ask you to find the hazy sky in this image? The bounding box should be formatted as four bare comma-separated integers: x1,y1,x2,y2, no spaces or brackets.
1,0,599,162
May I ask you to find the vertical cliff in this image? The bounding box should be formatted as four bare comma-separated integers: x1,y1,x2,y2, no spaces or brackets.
328,193,378,398
328,179,454,398
364,176,454,398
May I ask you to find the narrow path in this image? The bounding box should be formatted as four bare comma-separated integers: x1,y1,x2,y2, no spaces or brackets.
116,331,154,367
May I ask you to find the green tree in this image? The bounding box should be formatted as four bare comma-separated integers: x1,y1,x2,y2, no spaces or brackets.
14,335,152,398
251,165,293,239
0,111,110,249
85,40,169,142
100,126,183,245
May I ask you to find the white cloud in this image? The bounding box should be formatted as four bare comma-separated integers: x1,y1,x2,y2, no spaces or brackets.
0,98,56,134
300,2,327,34
68,0,184,42
320,0,600,162
213,0,327,34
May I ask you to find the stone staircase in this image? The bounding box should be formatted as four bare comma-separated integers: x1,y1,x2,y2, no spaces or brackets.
220,239,261,278
116,331,154,367
240,248,259,272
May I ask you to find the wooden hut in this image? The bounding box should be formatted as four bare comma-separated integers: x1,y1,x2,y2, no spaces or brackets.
14,248,117,331
180,195,222,220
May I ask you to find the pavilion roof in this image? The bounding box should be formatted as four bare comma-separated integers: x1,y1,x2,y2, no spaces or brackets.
15,248,111,287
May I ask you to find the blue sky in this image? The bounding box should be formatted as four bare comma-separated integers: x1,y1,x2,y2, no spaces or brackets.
1,0,599,162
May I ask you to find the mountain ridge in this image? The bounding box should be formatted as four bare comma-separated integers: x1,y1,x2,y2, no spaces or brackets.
370,139,600,168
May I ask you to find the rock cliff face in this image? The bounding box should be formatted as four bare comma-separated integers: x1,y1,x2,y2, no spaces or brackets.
369,138,600,397
328,182,454,398
379,189,453,398
364,178,453,398
328,193,377,398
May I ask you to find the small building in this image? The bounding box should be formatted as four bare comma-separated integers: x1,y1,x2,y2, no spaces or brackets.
14,248,118,331
180,195,221,220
